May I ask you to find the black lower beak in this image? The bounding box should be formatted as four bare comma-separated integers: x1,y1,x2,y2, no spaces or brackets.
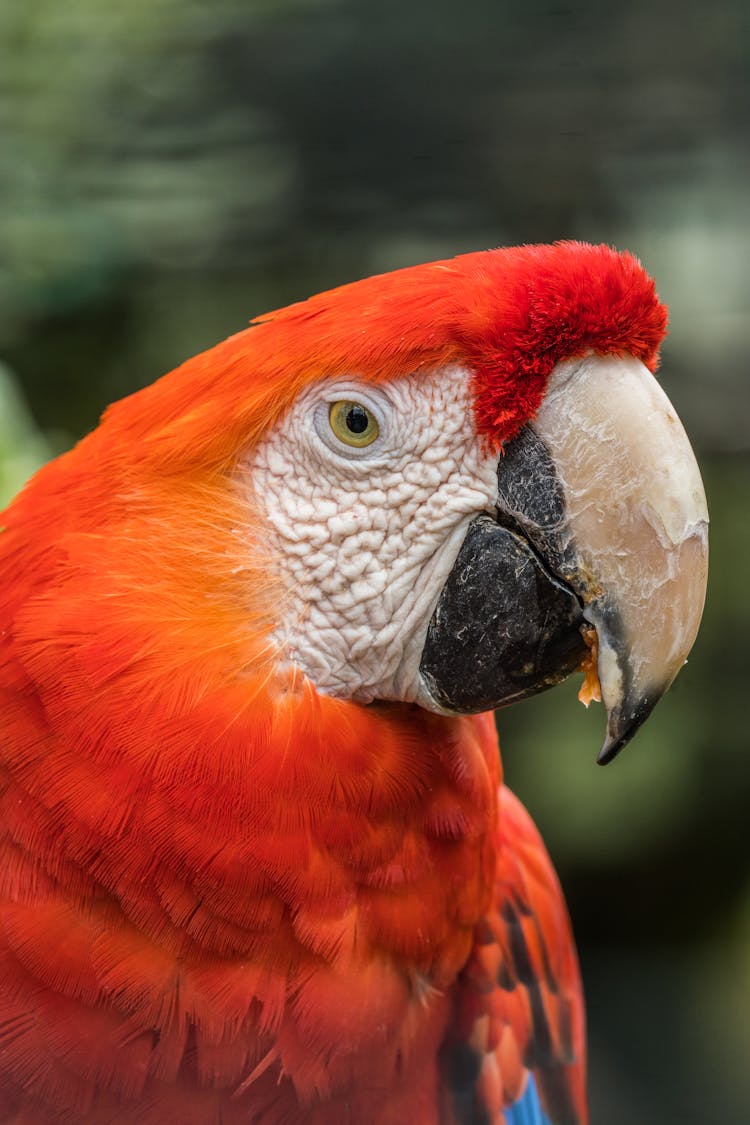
419,513,587,714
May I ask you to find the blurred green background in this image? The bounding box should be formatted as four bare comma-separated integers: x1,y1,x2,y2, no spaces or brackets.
1,0,748,1120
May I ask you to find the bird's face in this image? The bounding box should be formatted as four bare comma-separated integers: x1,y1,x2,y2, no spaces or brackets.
249,364,499,707
248,352,708,761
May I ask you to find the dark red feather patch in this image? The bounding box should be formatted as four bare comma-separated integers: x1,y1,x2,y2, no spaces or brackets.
459,241,668,444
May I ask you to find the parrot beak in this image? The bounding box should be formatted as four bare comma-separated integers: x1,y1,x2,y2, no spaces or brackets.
531,354,709,762
419,355,709,762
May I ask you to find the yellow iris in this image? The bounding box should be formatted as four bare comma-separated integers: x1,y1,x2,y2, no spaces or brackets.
328,401,380,448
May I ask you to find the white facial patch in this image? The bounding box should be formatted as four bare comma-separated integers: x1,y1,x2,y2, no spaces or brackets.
247,365,499,708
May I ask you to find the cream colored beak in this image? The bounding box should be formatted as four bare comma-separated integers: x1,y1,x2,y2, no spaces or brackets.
532,354,709,762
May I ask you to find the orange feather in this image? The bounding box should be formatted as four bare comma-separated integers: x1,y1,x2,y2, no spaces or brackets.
0,243,665,1122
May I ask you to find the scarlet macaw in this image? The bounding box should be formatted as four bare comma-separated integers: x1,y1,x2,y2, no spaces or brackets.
0,242,708,1124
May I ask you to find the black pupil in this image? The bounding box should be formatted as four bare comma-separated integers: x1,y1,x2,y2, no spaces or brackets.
345,405,369,434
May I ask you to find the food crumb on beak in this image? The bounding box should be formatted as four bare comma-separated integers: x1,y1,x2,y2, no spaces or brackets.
577,624,602,708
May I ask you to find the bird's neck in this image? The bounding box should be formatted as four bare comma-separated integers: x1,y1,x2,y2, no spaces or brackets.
41,667,502,974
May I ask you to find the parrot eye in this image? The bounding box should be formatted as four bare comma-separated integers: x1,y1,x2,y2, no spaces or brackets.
328,401,380,448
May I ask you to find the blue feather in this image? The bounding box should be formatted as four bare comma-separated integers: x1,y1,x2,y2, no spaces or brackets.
504,1074,554,1125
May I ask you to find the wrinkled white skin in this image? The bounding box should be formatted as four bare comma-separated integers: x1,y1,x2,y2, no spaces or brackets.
534,355,709,737
248,366,499,707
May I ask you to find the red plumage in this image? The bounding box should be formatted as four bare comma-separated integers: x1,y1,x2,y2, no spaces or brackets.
0,242,667,1123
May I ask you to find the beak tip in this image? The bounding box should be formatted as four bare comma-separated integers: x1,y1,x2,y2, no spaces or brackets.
597,685,664,765
597,736,626,766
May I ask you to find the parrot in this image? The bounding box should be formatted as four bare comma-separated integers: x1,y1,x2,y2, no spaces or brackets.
0,241,708,1125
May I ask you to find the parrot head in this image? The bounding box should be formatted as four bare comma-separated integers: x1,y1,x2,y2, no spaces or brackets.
28,241,707,763
238,241,707,761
